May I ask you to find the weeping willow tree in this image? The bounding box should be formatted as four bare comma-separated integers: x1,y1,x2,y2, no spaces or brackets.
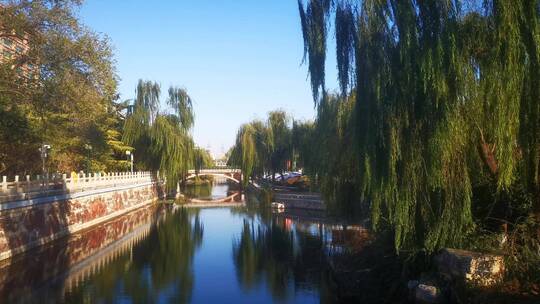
229,111,297,184
123,80,196,190
291,120,316,174
228,120,274,186
268,110,292,180
298,0,540,254
304,92,362,213
193,147,213,174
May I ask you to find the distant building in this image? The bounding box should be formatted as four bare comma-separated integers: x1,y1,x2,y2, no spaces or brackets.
0,34,35,78
0,4,36,80
212,151,228,167
214,159,227,167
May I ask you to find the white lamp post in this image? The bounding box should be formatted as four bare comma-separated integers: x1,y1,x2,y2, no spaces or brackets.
39,144,51,187
126,150,134,173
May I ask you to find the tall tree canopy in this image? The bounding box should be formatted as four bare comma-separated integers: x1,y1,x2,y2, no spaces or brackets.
0,0,123,174
228,119,274,186
123,80,196,190
267,110,292,179
298,0,540,253
193,147,213,174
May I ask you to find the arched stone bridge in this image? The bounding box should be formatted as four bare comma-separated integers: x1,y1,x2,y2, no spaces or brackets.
185,169,243,184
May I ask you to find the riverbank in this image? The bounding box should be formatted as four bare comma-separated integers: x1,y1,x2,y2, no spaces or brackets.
0,172,162,261
0,203,167,303
2,180,535,303
262,181,540,303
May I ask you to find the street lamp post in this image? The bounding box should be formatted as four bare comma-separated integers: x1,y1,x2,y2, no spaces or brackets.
39,144,51,187
126,150,133,173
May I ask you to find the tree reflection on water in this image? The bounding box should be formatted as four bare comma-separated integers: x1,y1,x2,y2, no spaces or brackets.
232,216,334,303
1,183,373,303
182,183,212,199
63,207,203,304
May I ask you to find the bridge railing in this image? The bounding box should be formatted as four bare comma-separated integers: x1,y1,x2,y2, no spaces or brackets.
198,165,238,170
187,168,241,174
0,171,153,203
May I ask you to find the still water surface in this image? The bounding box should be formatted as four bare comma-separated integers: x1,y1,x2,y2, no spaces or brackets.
1,183,364,303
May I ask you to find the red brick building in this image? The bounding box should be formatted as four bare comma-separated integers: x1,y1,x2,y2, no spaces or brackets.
0,34,35,78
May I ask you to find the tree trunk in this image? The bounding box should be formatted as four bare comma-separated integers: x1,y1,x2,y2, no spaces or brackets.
478,139,498,177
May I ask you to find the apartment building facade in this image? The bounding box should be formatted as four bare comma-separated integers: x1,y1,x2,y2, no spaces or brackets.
0,34,35,78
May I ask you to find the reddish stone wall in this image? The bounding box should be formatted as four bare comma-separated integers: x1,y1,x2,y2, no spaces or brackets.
0,204,167,302
0,183,160,260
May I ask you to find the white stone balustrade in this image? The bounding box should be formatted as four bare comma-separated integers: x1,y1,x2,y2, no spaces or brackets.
0,171,154,203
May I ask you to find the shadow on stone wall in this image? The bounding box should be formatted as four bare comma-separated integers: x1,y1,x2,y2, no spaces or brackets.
0,201,164,302
0,178,71,303
0,175,163,302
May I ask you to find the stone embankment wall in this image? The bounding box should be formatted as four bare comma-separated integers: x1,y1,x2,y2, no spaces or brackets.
0,172,162,261
0,204,167,302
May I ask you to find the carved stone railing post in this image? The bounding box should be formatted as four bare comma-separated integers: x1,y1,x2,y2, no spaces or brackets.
62,174,67,190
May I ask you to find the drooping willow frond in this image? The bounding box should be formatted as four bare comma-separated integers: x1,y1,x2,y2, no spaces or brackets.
335,0,357,96
135,79,160,124
123,80,197,191
296,0,540,253
228,119,275,186
298,0,333,104
167,86,194,131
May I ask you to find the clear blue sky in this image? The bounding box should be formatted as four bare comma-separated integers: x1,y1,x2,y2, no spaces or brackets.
79,0,338,156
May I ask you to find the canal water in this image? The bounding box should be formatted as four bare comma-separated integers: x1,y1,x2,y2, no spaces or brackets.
0,183,367,303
